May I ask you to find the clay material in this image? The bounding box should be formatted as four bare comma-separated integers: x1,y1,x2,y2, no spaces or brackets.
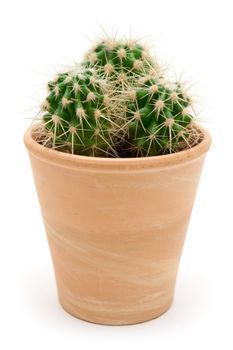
24,125,211,325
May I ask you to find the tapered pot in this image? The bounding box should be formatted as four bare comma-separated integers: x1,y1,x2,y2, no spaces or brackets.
24,125,211,325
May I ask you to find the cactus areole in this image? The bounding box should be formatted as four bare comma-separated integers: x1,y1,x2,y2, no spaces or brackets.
34,36,203,157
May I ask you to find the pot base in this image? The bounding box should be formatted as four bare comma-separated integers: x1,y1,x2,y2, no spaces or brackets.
58,296,173,326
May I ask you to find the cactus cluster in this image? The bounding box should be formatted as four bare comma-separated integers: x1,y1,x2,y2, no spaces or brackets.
36,36,198,157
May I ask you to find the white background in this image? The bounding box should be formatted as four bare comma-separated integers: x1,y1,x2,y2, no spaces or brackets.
1,0,232,349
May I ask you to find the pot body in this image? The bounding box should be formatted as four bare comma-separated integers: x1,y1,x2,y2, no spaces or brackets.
24,126,211,325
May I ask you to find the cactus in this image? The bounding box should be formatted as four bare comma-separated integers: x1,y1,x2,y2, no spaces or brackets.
83,38,159,87
122,77,195,156
36,36,198,157
38,67,120,156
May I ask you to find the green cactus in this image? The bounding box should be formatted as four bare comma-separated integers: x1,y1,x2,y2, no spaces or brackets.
122,77,195,156
83,38,159,86
36,36,198,158
39,67,120,156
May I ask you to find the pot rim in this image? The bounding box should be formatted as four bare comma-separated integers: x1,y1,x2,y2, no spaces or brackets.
24,123,211,172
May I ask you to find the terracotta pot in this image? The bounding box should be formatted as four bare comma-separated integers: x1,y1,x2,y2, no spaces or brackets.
24,125,211,325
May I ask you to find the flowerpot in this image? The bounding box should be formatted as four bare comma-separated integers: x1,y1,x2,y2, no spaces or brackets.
24,124,211,325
